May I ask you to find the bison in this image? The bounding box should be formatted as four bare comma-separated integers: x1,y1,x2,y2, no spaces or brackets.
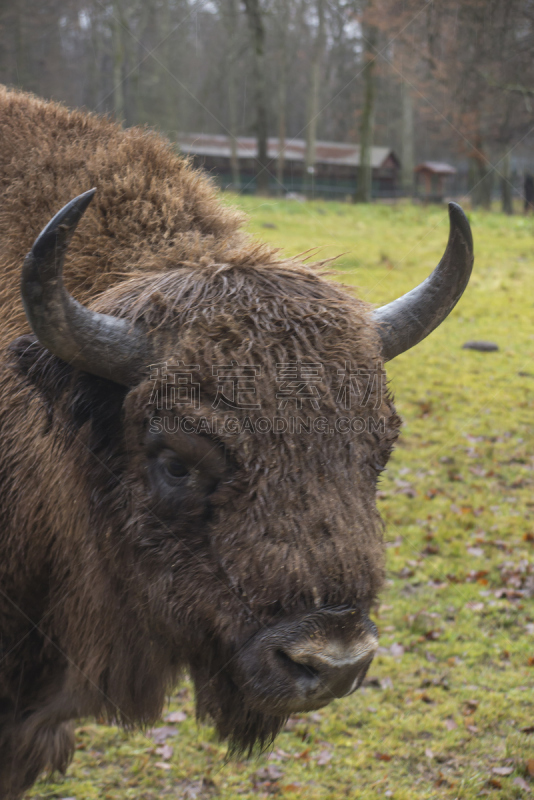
0,85,474,798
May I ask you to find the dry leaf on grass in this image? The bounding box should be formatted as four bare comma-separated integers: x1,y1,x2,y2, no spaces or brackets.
165,710,187,723
255,765,284,781
375,752,393,762
492,766,514,776
148,725,177,744
155,744,173,761
315,750,332,766
390,643,405,658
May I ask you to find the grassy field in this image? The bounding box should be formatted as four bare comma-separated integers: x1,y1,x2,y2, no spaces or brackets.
31,198,534,799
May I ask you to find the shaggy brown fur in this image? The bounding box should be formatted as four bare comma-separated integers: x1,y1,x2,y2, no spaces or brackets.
0,86,401,799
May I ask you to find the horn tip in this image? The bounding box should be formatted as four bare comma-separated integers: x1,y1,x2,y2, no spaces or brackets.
31,189,96,259
447,201,473,255
75,187,97,213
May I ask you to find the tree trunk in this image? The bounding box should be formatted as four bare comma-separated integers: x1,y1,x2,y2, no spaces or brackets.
15,0,31,90
355,8,377,203
244,0,269,195
276,0,290,195
112,0,125,122
304,0,326,197
221,0,241,191
400,80,414,198
500,149,513,214
470,149,493,210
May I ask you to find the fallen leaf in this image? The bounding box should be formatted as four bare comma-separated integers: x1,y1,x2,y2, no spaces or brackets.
488,778,502,789
148,726,177,744
444,718,457,731
466,724,479,734
154,761,172,770
316,750,332,766
466,601,485,612
268,748,290,762
255,765,284,781
492,766,514,776
390,643,404,658
463,699,479,714
527,759,534,777
521,726,534,734
419,693,435,704
513,776,531,791
155,744,173,761
375,751,393,761
467,547,484,557
425,748,434,759
165,711,187,723
466,570,489,582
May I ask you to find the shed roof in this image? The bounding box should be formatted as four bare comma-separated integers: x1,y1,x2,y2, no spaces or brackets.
414,161,457,175
177,133,398,169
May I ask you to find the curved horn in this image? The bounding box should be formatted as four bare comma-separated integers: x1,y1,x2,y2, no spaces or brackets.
372,202,474,362
21,189,150,386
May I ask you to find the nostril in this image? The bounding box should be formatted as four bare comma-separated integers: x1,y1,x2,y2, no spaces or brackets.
275,648,319,685
279,634,378,700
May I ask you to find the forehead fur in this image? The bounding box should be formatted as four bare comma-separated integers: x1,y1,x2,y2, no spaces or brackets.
90,260,382,372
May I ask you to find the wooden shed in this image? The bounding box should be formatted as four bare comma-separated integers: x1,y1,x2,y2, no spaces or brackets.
177,133,400,198
415,161,457,203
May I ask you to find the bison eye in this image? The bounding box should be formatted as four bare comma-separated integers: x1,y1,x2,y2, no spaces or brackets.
164,457,189,480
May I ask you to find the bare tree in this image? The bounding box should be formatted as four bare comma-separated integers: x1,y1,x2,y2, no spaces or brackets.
243,0,270,194
275,0,291,194
400,81,414,196
112,0,126,122
219,0,242,190
355,1,377,203
304,0,326,196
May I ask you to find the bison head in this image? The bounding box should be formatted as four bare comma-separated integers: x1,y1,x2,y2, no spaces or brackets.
19,190,473,753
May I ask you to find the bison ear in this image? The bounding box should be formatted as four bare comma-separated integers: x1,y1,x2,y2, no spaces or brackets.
372,203,474,361
9,333,127,450
9,334,74,402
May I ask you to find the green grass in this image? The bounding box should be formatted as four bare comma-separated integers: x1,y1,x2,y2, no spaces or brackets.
31,198,534,799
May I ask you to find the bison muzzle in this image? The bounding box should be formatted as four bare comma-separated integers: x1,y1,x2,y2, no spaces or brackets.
0,86,473,799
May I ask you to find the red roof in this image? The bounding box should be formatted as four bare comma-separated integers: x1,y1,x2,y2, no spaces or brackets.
177,133,398,169
415,161,457,175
